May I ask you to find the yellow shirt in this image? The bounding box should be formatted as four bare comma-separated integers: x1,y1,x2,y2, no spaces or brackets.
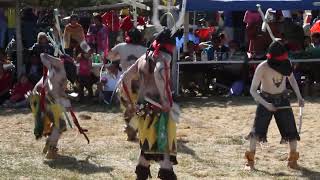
5,8,16,28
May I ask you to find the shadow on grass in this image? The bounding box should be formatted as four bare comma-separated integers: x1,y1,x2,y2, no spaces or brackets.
300,166,320,180
0,107,30,116
44,155,114,174
255,166,320,179
177,139,204,162
72,101,122,114
176,96,256,109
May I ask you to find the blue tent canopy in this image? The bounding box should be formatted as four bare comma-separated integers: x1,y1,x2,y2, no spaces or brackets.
186,0,320,11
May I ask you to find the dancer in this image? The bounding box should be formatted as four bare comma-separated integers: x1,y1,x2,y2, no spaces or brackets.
245,39,304,170
122,28,178,180
29,53,88,159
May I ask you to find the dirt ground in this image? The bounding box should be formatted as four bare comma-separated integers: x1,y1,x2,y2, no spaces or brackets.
0,97,319,180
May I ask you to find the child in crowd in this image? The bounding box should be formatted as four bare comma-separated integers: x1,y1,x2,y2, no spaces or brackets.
98,60,122,104
77,52,94,99
3,74,33,108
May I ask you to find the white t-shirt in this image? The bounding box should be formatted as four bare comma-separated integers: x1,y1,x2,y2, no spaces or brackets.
111,43,147,71
100,70,122,92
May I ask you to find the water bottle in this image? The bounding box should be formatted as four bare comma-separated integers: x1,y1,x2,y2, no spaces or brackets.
193,51,197,62
201,50,208,61
96,54,101,63
214,50,218,61
92,53,97,63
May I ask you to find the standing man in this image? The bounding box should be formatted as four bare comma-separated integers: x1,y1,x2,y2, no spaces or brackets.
245,40,304,170
87,13,109,57
122,29,178,179
108,28,147,141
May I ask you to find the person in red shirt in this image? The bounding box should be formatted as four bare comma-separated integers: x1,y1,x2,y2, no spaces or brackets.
3,74,34,108
102,10,120,49
120,11,146,33
0,61,12,105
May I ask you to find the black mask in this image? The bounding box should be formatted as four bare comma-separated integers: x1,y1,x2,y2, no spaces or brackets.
267,58,293,76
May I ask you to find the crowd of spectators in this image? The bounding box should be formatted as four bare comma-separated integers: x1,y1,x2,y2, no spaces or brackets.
2,7,320,106
0,7,148,108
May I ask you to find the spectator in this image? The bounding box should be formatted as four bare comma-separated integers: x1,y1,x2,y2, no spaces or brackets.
0,61,12,105
102,10,120,49
98,60,122,104
228,40,244,58
244,10,268,59
37,9,54,33
77,52,94,99
120,11,145,33
3,74,33,108
87,13,109,57
200,34,229,61
282,11,305,52
21,8,38,49
31,32,55,58
64,14,86,56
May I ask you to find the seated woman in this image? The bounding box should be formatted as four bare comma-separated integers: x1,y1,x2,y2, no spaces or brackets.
3,74,34,108
98,60,122,104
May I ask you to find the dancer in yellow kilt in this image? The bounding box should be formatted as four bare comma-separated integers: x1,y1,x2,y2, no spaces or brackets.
108,28,147,141
122,28,178,180
28,53,72,159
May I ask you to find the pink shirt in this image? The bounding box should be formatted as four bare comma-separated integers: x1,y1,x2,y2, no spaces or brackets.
79,58,92,76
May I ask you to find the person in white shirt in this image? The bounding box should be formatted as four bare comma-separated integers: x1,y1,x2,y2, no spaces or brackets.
107,28,147,141
99,60,122,104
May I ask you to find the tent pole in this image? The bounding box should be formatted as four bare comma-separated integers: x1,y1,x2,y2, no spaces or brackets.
183,12,189,53
193,11,196,33
15,0,24,77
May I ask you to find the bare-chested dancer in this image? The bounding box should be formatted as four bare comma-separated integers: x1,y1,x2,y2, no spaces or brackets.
245,40,304,170
30,53,71,159
108,28,147,141
122,29,178,179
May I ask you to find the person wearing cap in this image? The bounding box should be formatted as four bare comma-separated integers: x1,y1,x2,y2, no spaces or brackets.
122,28,178,180
244,39,304,170
108,28,147,141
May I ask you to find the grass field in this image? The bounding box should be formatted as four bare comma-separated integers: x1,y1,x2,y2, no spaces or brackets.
0,97,319,179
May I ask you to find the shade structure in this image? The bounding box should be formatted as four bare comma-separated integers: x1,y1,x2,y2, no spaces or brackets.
186,0,320,11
